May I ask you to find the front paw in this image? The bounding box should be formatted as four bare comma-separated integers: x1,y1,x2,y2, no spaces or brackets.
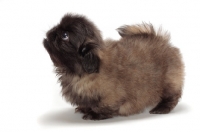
75,106,91,114
82,111,112,120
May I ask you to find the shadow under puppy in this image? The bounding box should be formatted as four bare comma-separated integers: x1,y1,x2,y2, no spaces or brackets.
43,14,184,120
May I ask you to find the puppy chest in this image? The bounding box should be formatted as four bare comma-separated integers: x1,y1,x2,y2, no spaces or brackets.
69,78,101,106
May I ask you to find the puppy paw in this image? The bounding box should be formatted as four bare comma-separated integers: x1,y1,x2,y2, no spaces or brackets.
75,106,91,114
82,111,112,120
149,106,171,114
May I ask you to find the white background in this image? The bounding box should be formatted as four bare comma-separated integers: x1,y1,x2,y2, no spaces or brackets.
0,0,200,131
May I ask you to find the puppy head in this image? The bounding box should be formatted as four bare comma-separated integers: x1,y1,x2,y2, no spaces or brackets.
43,14,103,75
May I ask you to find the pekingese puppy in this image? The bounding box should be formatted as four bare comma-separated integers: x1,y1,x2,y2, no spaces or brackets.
43,14,184,120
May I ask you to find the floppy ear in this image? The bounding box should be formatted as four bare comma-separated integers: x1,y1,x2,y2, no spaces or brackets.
78,43,100,74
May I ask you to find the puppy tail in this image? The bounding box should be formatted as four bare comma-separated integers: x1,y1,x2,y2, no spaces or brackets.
117,23,168,38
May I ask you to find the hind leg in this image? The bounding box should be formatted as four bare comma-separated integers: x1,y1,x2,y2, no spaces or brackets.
150,94,181,114
150,49,184,114
150,86,182,114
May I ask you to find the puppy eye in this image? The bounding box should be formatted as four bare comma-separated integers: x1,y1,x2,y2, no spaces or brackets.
62,32,68,40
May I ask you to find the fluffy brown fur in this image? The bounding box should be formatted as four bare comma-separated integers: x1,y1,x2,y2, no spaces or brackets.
43,14,184,120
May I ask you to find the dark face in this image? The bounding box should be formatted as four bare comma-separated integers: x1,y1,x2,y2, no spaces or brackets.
43,14,103,75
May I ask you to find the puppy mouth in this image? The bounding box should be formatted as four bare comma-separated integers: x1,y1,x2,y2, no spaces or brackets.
43,38,49,49
43,38,54,54
43,38,62,66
